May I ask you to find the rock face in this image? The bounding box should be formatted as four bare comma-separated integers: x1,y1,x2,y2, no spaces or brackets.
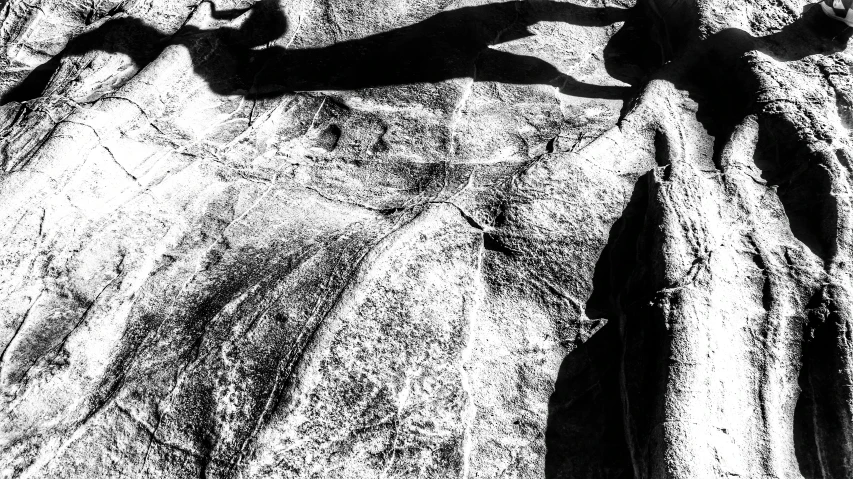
0,0,852,477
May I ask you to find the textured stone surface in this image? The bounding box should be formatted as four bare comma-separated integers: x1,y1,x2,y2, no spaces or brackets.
1,0,852,477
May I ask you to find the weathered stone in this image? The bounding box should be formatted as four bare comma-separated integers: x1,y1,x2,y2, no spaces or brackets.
1,0,852,477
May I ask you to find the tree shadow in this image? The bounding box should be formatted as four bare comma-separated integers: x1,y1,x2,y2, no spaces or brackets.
658,2,853,169
0,0,282,104
687,4,849,264
546,6,853,477
1,0,635,105
602,0,664,88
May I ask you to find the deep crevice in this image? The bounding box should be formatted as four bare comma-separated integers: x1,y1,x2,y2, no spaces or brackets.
652,129,671,181
482,232,515,255
795,288,828,479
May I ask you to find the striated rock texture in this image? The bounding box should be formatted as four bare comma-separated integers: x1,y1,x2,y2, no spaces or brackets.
0,0,852,477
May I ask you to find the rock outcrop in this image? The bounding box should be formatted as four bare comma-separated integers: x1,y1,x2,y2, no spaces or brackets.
0,0,851,477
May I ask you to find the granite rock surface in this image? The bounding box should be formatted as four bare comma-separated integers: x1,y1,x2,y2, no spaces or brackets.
0,0,852,477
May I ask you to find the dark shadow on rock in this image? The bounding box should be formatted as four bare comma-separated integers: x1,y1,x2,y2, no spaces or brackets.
795,287,853,479
599,0,664,120
249,1,631,98
750,116,839,261
0,0,285,104
548,4,853,478
651,3,850,258
602,1,663,88
0,17,164,104
1,0,634,105
545,318,634,479
647,3,851,167
545,173,652,479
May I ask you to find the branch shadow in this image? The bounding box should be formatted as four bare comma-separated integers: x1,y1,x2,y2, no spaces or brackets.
1,0,635,105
